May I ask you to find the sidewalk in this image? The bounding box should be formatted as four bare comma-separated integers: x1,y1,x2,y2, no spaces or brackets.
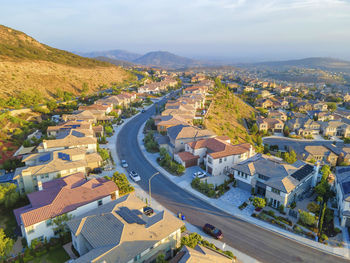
137,121,350,259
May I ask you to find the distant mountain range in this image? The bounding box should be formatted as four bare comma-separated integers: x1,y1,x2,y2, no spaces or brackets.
77,50,203,69
250,57,350,73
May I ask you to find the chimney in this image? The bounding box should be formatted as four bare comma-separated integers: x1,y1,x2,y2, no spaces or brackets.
38,180,43,191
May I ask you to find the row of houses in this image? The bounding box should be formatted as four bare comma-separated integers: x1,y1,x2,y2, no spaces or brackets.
12,83,232,262
12,91,140,245
138,76,178,94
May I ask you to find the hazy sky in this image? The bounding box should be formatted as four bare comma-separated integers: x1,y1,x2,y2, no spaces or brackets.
1,0,350,61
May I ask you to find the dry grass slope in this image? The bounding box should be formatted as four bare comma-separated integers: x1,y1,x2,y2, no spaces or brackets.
0,24,134,99
205,87,255,144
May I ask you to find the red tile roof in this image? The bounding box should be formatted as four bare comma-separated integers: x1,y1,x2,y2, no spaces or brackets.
177,151,199,162
14,173,118,227
187,138,251,159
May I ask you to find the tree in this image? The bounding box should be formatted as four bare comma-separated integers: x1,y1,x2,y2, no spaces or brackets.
320,165,331,182
283,150,297,164
181,233,202,248
299,211,316,226
283,126,290,137
307,202,320,214
53,213,73,239
252,197,266,208
97,146,110,161
327,102,337,112
0,183,20,209
0,228,14,259
46,100,58,112
156,254,166,263
111,172,134,196
251,123,258,135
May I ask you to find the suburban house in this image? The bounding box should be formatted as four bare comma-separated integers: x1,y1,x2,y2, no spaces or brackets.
138,77,178,94
14,148,102,193
268,110,287,121
256,117,284,133
62,109,113,124
166,124,215,155
183,85,208,95
313,102,328,112
321,121,350,137
170,245,233,263
295,101,313,112
303,145,338,166
47,121,104,138
286,118,321,136
37,129,97,153
231,154,317,209
78,104,113,114
255,98,275,109
154,115,189,132
335,166,350,227
13,173,118,245
176,136,254,176
67,193,184,263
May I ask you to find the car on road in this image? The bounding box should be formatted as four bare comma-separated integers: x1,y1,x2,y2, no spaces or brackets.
92,168,102,174
121,160,128,168
129,170,141,182
141,109,146,113
193,171,206,179
203,223,223,239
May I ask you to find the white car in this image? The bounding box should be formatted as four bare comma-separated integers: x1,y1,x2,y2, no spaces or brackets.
121,160,128,168
129,171,141,182
193,171,206,179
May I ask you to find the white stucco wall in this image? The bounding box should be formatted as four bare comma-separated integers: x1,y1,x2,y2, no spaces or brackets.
22,191,117,245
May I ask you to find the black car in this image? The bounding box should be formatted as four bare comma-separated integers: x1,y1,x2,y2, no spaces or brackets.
203,223,223,239
143,206,154,216
92,168,102,174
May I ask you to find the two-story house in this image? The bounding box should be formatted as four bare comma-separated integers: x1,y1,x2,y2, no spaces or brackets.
14,148,102,193
13,173,118,245
335,167,350,227
67,193,184,263
231,154,317,209
177,137,255,176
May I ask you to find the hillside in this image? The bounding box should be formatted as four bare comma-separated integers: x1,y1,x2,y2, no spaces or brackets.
134,51,200,69
253,57,350,73
77,49,141,61
0,25,134,101
94,56,136,67
205,87,255,144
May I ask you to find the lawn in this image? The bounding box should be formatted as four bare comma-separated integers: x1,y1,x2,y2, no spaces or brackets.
28,246,70,263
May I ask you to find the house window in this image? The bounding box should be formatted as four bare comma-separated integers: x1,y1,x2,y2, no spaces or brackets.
41,175,45,179
219,158,222,164
224,157,227,162
208,157,212,164
46,219,53,226
134,254,141,262
98,200,103,206
271,188,280,195
258,174,268,181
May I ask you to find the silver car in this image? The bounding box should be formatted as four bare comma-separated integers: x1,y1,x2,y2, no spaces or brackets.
193,171,206,179
121,160,128,168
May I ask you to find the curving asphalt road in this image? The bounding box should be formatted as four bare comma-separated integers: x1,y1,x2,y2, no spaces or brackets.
116,99,348,263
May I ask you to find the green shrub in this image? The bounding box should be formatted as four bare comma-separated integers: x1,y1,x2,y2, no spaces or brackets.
307,202,320,214
252,197,266,208
299,211,317,227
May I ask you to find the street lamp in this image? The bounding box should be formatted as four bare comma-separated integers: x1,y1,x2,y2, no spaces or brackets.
148,171,160,207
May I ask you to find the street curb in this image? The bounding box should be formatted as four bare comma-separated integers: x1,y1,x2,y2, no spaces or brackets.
136,120,349,260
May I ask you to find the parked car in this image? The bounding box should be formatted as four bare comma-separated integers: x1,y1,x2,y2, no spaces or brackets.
143,206,154,216
117,120,124,125
121,160,128,168
193,171,206,179
92,168,102,174
129,170,141,182
141,109,146,113
203,223,223,239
